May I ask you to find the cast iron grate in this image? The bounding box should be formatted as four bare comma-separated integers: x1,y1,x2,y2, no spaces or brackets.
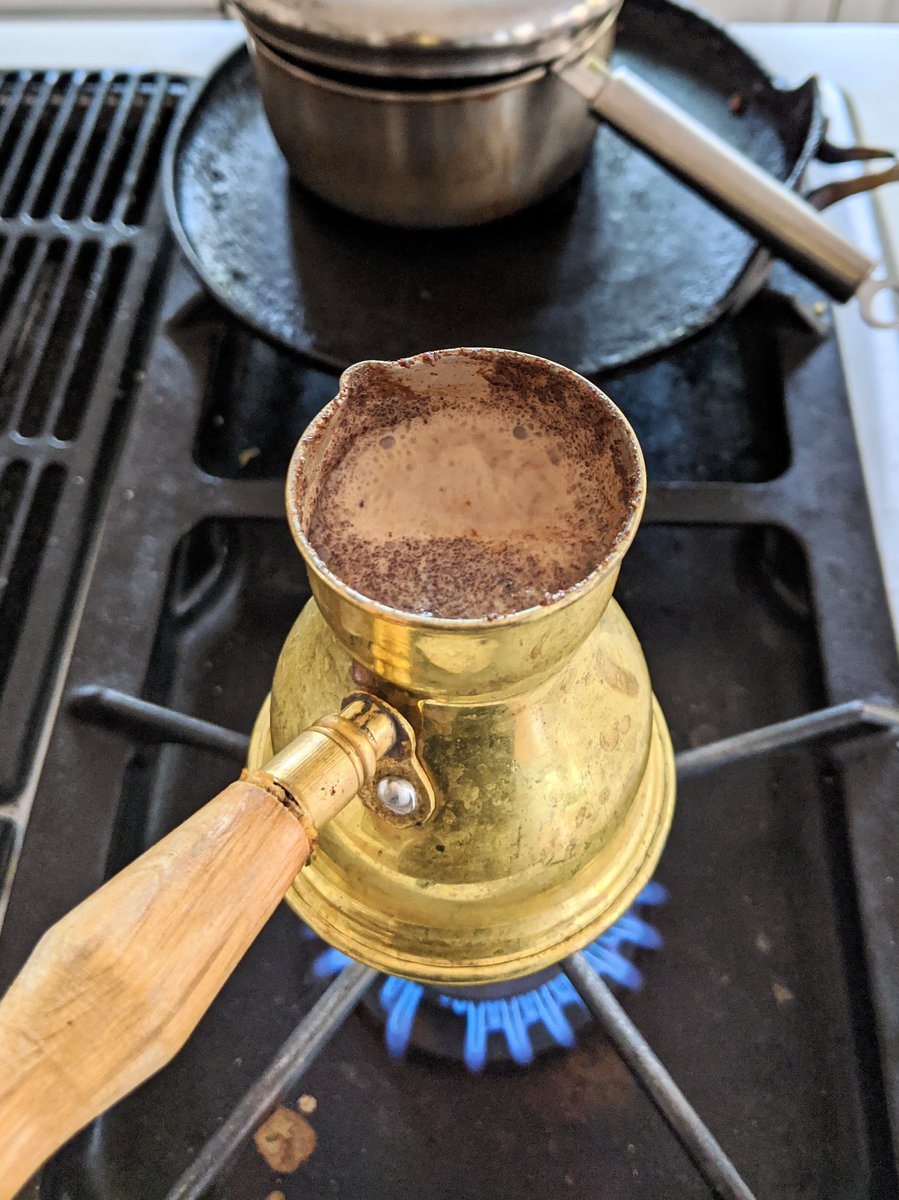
1,257,895,1200
0,238,136,439
58,518,899,1200
0,70,187,225
0,71,191,904
0,461,66,704
192,303,791,485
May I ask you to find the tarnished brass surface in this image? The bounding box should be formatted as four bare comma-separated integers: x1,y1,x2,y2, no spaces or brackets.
251,348,677,986
250,597,674,986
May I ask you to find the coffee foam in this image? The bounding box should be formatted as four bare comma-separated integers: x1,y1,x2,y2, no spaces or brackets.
297,351,640,619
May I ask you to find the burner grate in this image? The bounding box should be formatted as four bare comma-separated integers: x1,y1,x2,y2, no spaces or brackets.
0,238,137,440
125,689,894,1200
0,261,890,1196
0,260,895,1197
190,308,793,485
52,506,898,1199
0,70,192,913
0,462,65,706
0,70,187,226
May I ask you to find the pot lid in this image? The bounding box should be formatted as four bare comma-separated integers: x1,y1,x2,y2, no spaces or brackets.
235,0,620,78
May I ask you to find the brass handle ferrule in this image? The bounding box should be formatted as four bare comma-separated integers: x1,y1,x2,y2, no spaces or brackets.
262,694,398,831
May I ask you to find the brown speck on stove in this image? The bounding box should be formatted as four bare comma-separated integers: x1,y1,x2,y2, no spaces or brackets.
254,1106,317,1173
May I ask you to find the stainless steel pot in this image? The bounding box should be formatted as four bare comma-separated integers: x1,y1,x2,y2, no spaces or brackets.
237,0,898,327
238,0,622,79
247,26,607,228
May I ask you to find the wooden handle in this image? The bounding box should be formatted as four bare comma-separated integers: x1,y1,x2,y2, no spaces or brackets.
0,778,308,1198
0,694,398,1195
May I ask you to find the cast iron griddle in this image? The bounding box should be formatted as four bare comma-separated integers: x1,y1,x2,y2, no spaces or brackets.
165,0,822,374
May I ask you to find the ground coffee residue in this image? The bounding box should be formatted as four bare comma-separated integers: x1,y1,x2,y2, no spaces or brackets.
302,352,638,618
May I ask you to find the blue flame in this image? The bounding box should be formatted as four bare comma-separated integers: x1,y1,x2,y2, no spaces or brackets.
311,881,667,1072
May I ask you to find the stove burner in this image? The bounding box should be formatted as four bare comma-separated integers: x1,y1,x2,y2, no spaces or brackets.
311,883,667,1070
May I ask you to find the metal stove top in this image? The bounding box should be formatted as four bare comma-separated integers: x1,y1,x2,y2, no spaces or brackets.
1,67,899,1200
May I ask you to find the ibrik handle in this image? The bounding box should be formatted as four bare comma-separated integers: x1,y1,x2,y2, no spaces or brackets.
0,696,398,1199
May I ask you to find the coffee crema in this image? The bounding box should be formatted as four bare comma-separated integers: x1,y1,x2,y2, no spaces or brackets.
301,352,639,619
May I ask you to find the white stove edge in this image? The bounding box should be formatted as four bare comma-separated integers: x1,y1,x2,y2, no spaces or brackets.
1,18,897,646
804,78,899,651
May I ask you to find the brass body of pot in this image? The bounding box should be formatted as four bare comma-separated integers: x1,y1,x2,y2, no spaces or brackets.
247,348,676,988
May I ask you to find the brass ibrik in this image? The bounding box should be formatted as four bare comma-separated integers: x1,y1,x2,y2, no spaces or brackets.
249,347,676,987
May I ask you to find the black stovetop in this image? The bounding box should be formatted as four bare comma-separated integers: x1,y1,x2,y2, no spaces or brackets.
1,69,899,1200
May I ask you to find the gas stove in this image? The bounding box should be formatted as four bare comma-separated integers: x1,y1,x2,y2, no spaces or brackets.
1,60,899,1200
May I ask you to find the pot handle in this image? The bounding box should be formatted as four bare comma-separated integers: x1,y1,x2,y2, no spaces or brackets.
806,139,899,210
555,56,899,329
